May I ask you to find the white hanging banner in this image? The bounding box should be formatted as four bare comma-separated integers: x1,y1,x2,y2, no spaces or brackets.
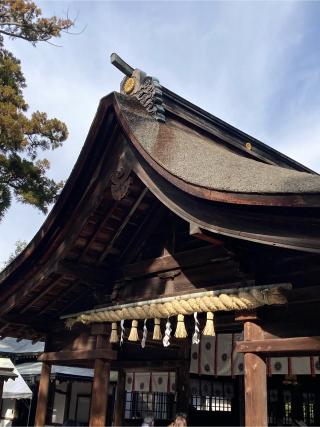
125,372,176,393
189,342,200,374
269,357,288,375
200,336,216,375
125,373,134,392
189,333,320,377
135,373,151,392
216,333,232,376
291,357,311,375
152,372,168,393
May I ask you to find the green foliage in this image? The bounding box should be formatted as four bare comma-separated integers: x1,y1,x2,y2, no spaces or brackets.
0,1,73,220
3,238,28,266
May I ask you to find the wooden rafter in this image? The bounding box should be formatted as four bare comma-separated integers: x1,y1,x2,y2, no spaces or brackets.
20,276,62,314
121,202,166,264
98,188,149,263
56,260,109,285
38,282,80,315
57,286,91,316
119,199,161,262
78,200,119,261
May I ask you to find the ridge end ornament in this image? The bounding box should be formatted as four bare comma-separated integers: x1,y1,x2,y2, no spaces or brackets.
110,53,166,122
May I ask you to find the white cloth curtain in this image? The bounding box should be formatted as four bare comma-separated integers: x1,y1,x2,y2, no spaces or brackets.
125,372,176,393
190,333,319,376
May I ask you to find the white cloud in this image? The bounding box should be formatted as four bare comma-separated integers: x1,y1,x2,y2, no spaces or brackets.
1,1,320,266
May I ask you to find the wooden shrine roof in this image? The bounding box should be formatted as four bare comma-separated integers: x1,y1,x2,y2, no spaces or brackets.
0,56,319,341
116,93,320,197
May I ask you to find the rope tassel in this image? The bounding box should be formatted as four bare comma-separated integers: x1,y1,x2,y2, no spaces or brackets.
109,322,119,343
174,314,188,338
153,318,162,340
128,320,139,341
203,312,215,336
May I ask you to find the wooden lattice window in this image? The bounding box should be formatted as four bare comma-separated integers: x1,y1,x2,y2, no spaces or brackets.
190,378,233,412
124,391,174,420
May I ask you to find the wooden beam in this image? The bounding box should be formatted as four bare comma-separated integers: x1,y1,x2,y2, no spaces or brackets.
120,201,165,263
35,362,51,427
98,188,149,263
111,359,183,371
190,223,224,246
57,285,90,315
38,282,80,315
38,348,117,362
0,114,121,315
236,336,320,355
79,200,119,261
89,359,110,427
20,277,62,314
244,321,267,427
235,309,258,322
118,245,227,280
0,264,58,316
56,260,109,285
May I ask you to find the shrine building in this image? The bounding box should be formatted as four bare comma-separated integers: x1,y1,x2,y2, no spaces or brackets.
0,53,320,427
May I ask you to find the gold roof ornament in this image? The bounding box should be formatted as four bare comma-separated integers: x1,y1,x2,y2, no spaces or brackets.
110,53,165,122
123,77,136,94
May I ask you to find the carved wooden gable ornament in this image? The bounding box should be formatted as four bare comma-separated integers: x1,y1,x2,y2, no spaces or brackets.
111,53,165,122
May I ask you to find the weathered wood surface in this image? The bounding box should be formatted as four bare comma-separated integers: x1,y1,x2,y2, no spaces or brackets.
244,321,267,427
117,245,226,279
236,336,320,355
0,380,4,402
34,362,51,427
38,348,117,362
0,89,319,342
89,359,110,427
113,368,125,427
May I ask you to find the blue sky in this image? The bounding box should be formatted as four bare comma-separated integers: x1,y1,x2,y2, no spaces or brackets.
1,0,320,266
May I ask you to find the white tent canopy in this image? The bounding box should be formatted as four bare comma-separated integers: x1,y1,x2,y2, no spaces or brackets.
17,362,118,381
3,368,32,400
0,338,43,354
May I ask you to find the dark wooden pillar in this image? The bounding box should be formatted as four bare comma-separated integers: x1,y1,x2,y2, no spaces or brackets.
244,321,267,427
89,358,110,427
0,380,4,401
114,368,126,426
35,362,51,427
176,340,190,416
176,363,190,415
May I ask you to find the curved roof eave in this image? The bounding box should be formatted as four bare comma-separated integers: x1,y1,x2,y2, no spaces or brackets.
114,93,320,208
0,93,118,288
1,87,320,297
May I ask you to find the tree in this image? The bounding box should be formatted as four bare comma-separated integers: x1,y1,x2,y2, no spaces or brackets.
3,238,27,266
0,0,73,220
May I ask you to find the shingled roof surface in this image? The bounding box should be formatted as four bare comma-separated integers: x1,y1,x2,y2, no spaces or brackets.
116,94,320,195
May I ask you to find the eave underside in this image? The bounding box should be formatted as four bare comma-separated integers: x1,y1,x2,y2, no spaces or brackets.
0,96,319,340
